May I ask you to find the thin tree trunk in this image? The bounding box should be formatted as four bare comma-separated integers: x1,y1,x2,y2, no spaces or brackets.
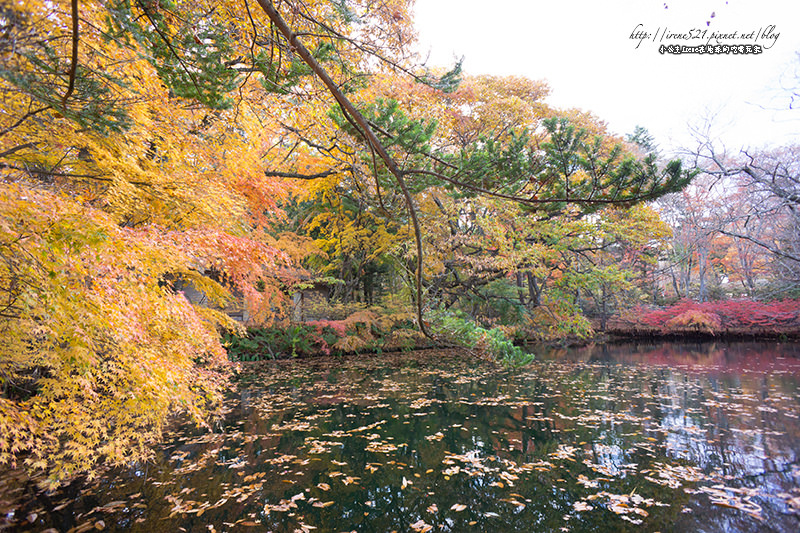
254,0,430,335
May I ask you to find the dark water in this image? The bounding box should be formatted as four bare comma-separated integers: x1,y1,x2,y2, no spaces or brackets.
3,342,800,532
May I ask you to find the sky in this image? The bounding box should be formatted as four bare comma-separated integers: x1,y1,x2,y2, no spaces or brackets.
413,0,800,154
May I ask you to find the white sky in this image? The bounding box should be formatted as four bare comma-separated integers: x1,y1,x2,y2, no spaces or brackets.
413,0,800,153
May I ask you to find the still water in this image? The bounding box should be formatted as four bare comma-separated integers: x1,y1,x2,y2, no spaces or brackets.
3,342,800,532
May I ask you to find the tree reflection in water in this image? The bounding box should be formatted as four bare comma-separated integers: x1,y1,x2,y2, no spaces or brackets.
3,342,799,533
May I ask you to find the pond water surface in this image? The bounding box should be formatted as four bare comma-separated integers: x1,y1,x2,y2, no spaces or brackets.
3,342,800,532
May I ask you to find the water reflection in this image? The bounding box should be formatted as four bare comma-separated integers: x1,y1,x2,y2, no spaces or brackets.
3,343,800,532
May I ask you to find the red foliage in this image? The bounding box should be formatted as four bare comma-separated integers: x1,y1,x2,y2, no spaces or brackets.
308,319,348,338
617,299,800,335
306,320,348,355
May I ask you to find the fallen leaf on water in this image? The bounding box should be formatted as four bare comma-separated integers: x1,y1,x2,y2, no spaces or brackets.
700,485,763,520
312,501,335,508
410,519,433,532
66,522,97,533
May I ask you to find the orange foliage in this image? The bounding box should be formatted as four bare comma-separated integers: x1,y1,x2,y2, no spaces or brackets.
0,0,427,485
665,310,722,334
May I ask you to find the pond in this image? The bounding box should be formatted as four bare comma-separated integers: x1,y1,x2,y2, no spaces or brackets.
3,341,800,532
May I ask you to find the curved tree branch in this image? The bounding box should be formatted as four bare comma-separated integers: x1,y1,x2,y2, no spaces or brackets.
254,0,430,336
717,228,800,264
264,169,340,179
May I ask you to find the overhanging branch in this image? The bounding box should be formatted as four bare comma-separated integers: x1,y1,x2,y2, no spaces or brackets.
717,228,800,264
254,0,430,336
264,169,340,179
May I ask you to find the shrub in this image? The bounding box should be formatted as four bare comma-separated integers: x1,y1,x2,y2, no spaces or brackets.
665,309,722,334
427,310,534,367
223,307,429,360
223,321,346,360
616,299,800,335
522,297,594,341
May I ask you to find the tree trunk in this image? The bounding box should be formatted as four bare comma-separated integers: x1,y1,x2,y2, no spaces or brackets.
254,0,430,336
526,271,541,308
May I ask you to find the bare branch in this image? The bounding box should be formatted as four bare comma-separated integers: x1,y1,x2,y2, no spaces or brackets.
717,228,800,264
0,106,50,138
264,169,340,179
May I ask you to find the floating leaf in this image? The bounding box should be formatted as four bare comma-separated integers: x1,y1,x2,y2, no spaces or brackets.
410,519,433,532
573,501,593,512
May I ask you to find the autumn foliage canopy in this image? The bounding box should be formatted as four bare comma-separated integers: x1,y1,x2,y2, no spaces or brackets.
0,0,696,485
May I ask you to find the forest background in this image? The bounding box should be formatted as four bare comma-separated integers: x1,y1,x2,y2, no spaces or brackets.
0,0,798,487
